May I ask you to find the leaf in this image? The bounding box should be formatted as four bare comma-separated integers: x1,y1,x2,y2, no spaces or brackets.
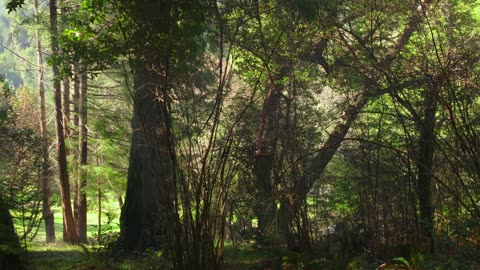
6,0,25,13
391,257,410,269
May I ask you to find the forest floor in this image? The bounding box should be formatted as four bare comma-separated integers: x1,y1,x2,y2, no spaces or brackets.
17,208,480,269
25,242,295,270
21,238,480,269
23,239,480,270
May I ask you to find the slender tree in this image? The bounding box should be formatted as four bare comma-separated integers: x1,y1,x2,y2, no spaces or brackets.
50,0,79,244
33,0,55,243
76,68,88,243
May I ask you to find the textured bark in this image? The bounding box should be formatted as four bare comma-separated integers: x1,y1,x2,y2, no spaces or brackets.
117,0,180,254
34,0,55,243
76,70,88,243
62,78,70,137
72,61,80,236
118,63,174,252
50,0,79,244
416,86,437,251
253,75,283,237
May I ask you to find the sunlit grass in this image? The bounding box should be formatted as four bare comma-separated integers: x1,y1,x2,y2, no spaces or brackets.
17,193,122,244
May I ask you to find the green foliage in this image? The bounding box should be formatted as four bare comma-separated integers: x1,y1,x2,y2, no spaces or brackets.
347,255,371,270
5,0,25,14
92,230,119,254
3,0,480,269
0,79,42,244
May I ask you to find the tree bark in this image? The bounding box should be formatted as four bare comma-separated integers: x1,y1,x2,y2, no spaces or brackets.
302,92,368,197
62,77,70,137
72,61,80,238
118,63,174,252
0,198,23,270
253,73,284,239
50,0,79,244
416,85,437,252
117,0,182,255
34,0,55,243
76,70,88,243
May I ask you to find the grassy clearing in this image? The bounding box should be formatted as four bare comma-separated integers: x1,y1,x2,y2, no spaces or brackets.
22,197,122,244
14,198,124,269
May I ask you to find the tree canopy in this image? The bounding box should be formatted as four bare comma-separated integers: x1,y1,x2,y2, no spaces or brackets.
1,0,480,269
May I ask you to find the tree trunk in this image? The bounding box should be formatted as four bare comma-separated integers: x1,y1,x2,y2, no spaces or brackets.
77,70,88,243
301,92,368,197
118,63,174,252
50,0,79,244
72,61,80,226
117,0,183,256
0,198,23,270
253,74,283,240
97,183,102,242
416,85,437,252
62,77,70,137
34,0,55,243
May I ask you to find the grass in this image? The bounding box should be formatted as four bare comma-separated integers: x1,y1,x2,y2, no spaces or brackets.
13,198,123,269
22,198,122,244
27,242,87,270
224,244,288,269
27,241,145,270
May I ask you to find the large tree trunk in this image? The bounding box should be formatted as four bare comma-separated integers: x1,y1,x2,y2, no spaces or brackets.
416,86,437,252
34,0,55,243
117,0,181,255
76,70,88,243
0,199,23,270
118,63,174,252
253,74,283,240
50,0,79,244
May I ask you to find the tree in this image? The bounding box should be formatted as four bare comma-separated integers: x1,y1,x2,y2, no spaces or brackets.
116,0,178,253
33,0,55,243
49,0,79,244
76,69,88,243
0,78,30,270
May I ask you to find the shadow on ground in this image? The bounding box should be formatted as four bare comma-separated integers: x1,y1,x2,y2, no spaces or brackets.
27,250,95,270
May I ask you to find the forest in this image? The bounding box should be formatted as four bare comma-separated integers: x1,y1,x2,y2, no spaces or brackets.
1,0,480,269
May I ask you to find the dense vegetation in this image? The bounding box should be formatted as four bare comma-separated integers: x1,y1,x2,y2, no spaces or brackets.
1,0,480,269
